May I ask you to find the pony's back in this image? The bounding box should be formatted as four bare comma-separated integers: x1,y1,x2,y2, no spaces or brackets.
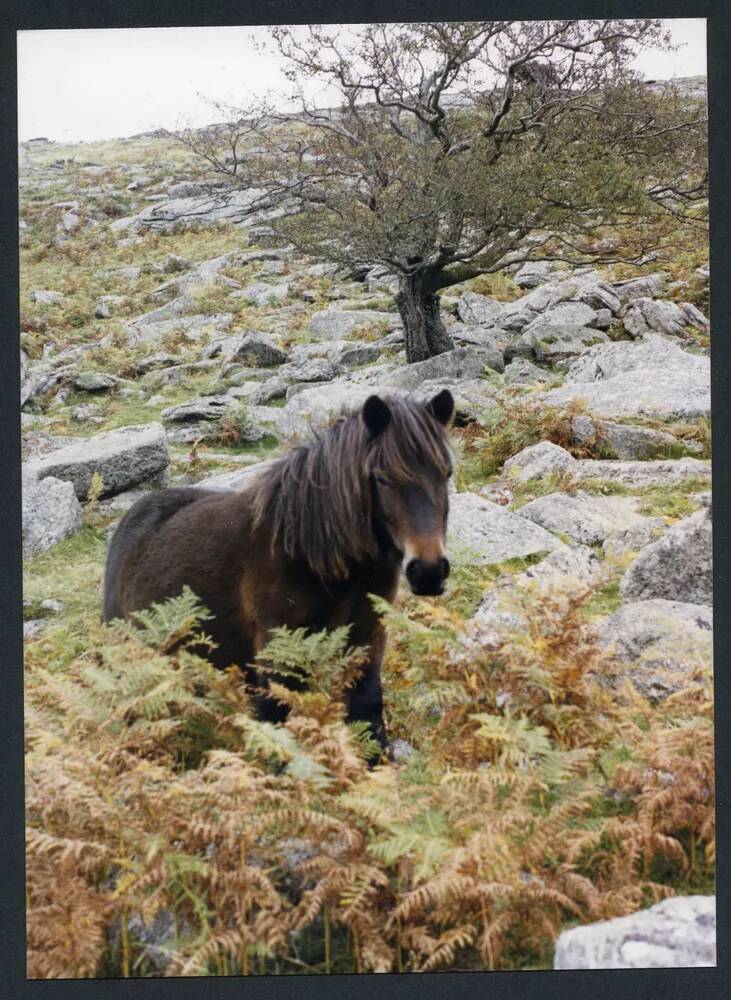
102,487,221,622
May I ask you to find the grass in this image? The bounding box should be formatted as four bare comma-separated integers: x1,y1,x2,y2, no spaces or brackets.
23,525,109,668
581,579,623,618
42,370,220,435
502,472,590,509
460,271,523,302
21,133,201,171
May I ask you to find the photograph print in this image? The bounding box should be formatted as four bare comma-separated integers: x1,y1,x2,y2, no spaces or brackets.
18,18,714,978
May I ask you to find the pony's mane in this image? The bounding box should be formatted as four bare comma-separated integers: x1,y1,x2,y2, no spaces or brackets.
249,395,453,580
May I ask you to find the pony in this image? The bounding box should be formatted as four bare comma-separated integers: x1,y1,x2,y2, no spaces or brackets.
102,389,455,755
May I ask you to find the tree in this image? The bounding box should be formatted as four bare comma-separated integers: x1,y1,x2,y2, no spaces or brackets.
176,20,707,363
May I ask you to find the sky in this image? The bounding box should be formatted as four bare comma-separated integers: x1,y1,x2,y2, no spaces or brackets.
17,19,707,144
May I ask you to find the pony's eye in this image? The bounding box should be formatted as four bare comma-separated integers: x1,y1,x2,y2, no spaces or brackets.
374,474,393,488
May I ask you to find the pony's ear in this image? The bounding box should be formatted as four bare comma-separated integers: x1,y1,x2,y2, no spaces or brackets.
428,389,454,426
362,395,392,438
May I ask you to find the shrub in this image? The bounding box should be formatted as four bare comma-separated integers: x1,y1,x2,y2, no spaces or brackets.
214,406,258,447
455,397,585,487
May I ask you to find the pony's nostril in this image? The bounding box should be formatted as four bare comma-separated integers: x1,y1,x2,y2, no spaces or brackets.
440,557,450,580
405,558,420,581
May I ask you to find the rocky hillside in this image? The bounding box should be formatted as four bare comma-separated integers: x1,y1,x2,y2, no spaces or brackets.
20,130,714,975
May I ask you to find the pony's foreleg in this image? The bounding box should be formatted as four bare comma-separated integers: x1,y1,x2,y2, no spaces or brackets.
250,620,303,725
346,660,388,758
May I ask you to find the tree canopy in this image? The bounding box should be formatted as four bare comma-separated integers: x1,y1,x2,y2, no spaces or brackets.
177,20,708,362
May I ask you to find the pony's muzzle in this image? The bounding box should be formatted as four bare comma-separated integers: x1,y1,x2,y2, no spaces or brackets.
405,556,450,596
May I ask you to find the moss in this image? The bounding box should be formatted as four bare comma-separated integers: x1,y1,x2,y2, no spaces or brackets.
505,474,587,508
567,478,631,497
635,480,708,520
581,579,622,618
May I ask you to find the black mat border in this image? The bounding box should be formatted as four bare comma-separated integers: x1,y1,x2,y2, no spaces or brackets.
1,2,728,998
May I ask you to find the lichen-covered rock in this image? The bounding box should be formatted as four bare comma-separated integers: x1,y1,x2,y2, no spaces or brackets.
513,260,564,288
612,272,668,303
554,896,715,969
452,329,511,358
162,396,241,423
21,364,73,410
562,334,703,384
284,380,328,401
508,315,608,365
541,338,710,420
231,332,287,368
518,492,651,546
597,599,713,699
496,272,620,335
73,371,118,393
125,312,234,347
94,295,128,319
279,383,376,439
161,253,192,273
502,358,555,386
120,186,293,232
126,294,198,326
227,376,288,406
620,506,712,605
571,414,699,460
448,491,565,565
94,264,142,282
519,543,601,586
623,297,695,339
384,346,504,390
232,281,290,306
573,456,710,489
30,288,64,305
280,357,344,384
28,423,170,500
246,405,287,439
532,301,600,329
135,353,181,376
308,309,402,340
603,519,667,556
503,442,578,483
681,301,709,329
456,291,504,326
563,272,622,313
22,467,83,557
70,403,104,425
337,342,384,367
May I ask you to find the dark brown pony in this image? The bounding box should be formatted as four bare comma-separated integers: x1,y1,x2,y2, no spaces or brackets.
103,389,454,753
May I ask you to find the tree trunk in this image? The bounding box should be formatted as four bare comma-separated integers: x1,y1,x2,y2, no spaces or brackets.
395,270,454,364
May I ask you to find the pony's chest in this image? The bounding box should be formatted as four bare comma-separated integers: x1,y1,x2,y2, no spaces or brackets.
242,557,399,633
